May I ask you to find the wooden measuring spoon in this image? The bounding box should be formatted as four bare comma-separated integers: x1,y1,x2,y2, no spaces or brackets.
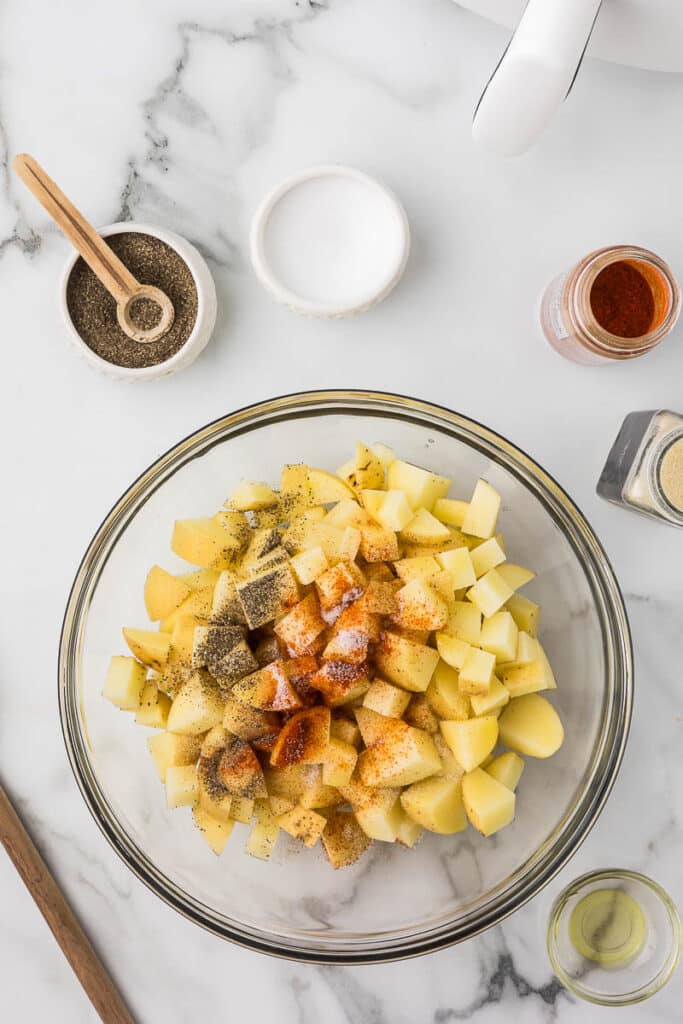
0,782,135,1023
13,153,174,344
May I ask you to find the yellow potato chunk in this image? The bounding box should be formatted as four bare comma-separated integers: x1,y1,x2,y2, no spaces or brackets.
459,647,496,696
400,509,452,546
172,516,247,570
396,578,449,632
358,523,399,563
343,785,403,842
144,566,191,622
486,751,525,791
277,805,327,847
467,569,514,619
230,797,255,823
330,717,361,748
166,673,225,735
322,738,358,787
358,723,442,787
400,777,467,834
166,764,199,808
161,586,214,633
435,633,471,671
363,678,411,718
506,594,540,636
122,629,171,671
444,601,482,645
426,661,471,720
498,694,564,757
470,538,506,578
497,563,536,591
135,682,172,728
480,611,519,663
436,547,476,589
462,768,515,836
376,490,414,531
461,480,501,539
469,676,510,716
440,716,498,772
359,489,385,521
245,801,280,860
308,467,356,503
353,442,385,489
395,809,423,847
433,497,469,528
102,656,147,710
289,545,329,585
375,632,440,693
394,556,441,583
227,481,278,511
386,459,451,510
193,805,234,854
147,731,201,782
321,810,372,868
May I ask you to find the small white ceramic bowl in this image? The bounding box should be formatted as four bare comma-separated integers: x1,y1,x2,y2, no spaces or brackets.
250,165,410,318
60,222,217,381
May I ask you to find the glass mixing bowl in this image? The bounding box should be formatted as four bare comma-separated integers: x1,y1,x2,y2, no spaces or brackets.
59,391,632,963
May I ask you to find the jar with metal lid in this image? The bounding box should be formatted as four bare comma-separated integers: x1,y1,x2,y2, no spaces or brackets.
597,410,683,527
540,246,680,365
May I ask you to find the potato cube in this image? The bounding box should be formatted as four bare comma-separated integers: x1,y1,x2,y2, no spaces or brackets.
363,678,411,718
361,580,398,616
209,571,246,626
395,578,448,632
503,661,550,697
192,805,234,854
426,661,471,721
486,751,524,791
498,694,564,757
281,464,314,514
459,647,496,696
506,594,540,636
433,733,464,779
245,801,280,860
122,629,171,671
436,548,476,589
352,442,386,489
435,633,471,671
229,797,255,823
147,731,201,782
236,564,299,629
270,707,331,767
274,593,326,657
310,661,370,706
461,480,501,539
232,662,303,712
167,672,225,735
444,602,482,645
172,516,247,570
400,776,467,834
359,523,399,563
387,460,451,510
227,481,278,511
375,490,413,532
440,716,498,772
349,788,404,843
103,656,147,710
502,630,539,670
480,611,519,663
359,489,385,522
166,764,199,808
394,810,423,848
400,509,452,546
462,768,515,836
403,694,440,734
330,716,361,747
375,632,440,693
353,706,397,746
433,497,469,528
277,805,327,847
470,538,506,578
358,722,442,788
322,738,358,786
135,682,172,728
179,569,221,591
370,442,395,467
467,569,513,619
315,563,362,611
497,563,536,591
289,546,328,585
321,810,372,868
144,566,191,622
469,676,510,716
394,556,441,583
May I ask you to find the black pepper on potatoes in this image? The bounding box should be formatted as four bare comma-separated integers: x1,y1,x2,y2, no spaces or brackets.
66,232,198,368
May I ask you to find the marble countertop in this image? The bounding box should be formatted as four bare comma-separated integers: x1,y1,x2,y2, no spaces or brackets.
2,1,682,1020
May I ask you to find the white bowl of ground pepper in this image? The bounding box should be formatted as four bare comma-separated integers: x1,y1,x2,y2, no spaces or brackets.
60,222,217,381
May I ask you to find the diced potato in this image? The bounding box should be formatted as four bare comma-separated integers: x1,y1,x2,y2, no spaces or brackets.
167,672,225,734
444,602,482,645
498,694,564,757
147,731,201,782
387,460,451,510
459,647,496,697
233,662,302,712
501,630,539,671
469,676,510,716
359,523,399,563
436,547,476,589
237,564,299,630
270,707,331,767
497,563,536,591
486,751,524,791
281,464,314,514
179,569,221,591
307,467,356,503
361,580,398,616
433,497,469,528
395,810,423,847
103,656,147,710
433,732,464,779
122,629,171,671
324,499,368,529
227,481,279,511
348,787,403,843
480,611,519,664
135,682,172,728
400,509,452,546
376,490,414,532
470,538,506,578
440,716,498,772
375,632,440,693
353,442,385,489
282,507,325,552
172,516,248,570
396,578,448,632
269,795,295,816
371,442,395,468
166,764,199,808
322,738,358,786
354,706,399,746
358,723,442,787
394,556,440,583
400,777,467,834
230,797,255,823
298,765,343,809
315,563,361,611
144,566,191,622
330,716,361,747
338,525,361,562
426,661,471,720
461,480,501,539
310,661,370,707
362,678,410,718
192,805,234,854
274,593,326,657
462,768,515,836
322,810,372,868
161,586,214,634
503,661,550,697
245,801,280,860
403,694,440,734
506,594,540,636
467,569,513,619
277,805,326,847
289,546,328,585
435,633,470,671
359,489,385,522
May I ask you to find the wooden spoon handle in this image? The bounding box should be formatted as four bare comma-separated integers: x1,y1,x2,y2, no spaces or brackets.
0,784,135,1024
12,153,139,305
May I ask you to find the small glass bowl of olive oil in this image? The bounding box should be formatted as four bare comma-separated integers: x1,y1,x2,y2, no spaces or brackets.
547,870,681,1006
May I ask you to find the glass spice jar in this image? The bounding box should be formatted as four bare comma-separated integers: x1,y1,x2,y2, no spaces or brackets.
540,246,681,365
597,410,683,527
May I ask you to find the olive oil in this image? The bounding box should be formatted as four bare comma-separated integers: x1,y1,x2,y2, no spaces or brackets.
569,889,646,967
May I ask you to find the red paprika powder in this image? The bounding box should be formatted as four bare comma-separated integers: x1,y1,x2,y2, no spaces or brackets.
590,261,655,338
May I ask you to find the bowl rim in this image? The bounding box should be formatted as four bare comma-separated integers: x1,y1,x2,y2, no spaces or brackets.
58,389,633,963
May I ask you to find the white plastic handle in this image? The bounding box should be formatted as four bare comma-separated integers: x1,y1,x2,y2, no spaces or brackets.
472,0,603,157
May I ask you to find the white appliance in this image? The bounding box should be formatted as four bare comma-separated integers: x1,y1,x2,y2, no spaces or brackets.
463,0,683,156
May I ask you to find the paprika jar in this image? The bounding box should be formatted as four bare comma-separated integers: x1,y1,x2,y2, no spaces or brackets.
540,245,680,365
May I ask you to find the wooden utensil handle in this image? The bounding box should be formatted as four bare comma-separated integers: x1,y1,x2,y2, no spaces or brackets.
12,153,139,304
0,784,135,1024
